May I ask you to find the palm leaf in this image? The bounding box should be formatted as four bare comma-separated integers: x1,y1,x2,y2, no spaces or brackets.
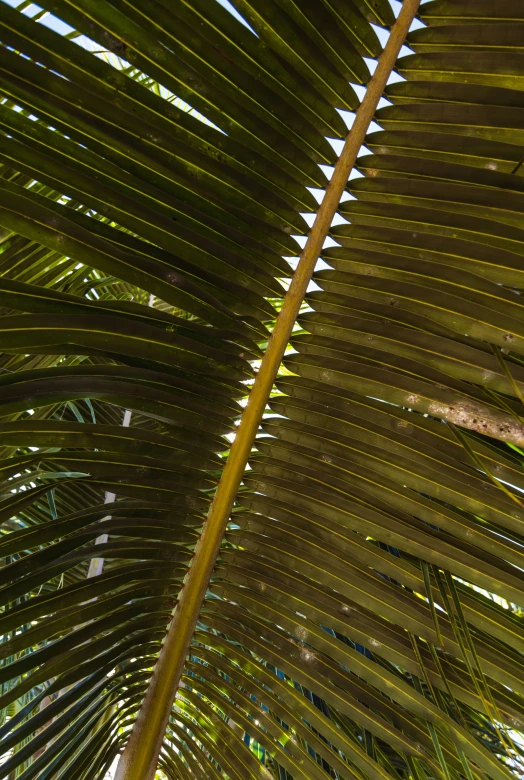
0,1,523,778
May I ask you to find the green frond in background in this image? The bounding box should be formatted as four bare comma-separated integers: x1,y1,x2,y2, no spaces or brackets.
0,0,524,778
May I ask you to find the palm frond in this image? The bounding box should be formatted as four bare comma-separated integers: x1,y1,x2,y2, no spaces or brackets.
0,1,523,778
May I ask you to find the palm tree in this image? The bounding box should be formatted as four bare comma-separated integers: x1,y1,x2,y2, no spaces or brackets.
0,0,523,778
